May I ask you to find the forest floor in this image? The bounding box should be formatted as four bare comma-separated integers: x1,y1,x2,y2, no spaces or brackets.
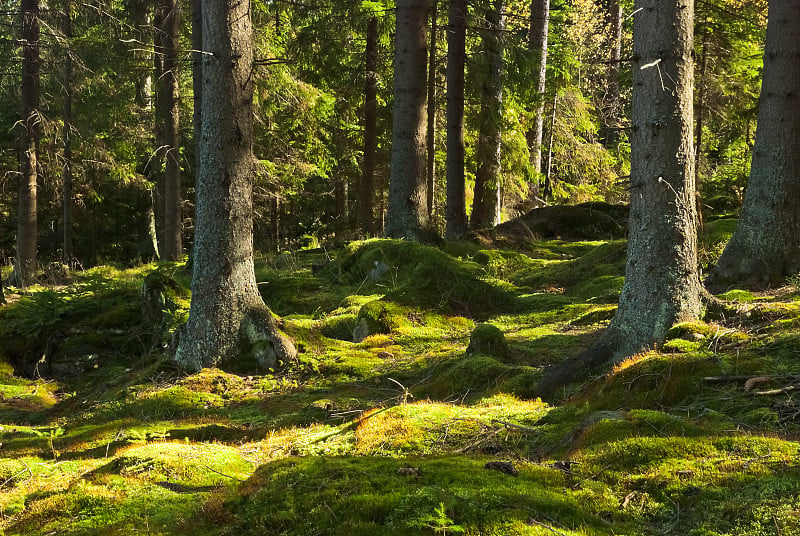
1,211,800,535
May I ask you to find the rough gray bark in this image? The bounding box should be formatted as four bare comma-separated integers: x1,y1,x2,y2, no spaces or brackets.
526,0,549,201
174,0,296,372
386,0,430,239
444,0,467,239
608,0,703,356
62,2,74,266
426,0,438,220
471,0,505,229
709,0,800,286
360,16,378,236
536,0,702,399
158,0,182,260
16,0,40,287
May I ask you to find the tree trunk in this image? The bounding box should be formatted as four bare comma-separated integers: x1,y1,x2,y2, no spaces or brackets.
360,16,378,237
709,0,800,286
605,0,622,144
444,0,467,239
694,28,708,232
536,0,702,399
426,0,438,221
386,0,430,240
526,0,549,203
471,0,505,229
16,0,40,287
62,2,74,266
191,0,202,184
609,0,702,356
174,0,296,372
157,0,182,260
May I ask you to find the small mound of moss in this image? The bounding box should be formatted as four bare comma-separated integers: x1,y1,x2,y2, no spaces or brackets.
466,324,509,358
333,239,517,316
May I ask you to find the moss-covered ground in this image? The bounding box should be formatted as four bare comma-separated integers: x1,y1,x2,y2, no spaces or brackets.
2,222,800,535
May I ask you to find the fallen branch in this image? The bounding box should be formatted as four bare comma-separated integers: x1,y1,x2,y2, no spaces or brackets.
203,465,246,482
754,385,799,396
527,518,570,536
490,419,538,433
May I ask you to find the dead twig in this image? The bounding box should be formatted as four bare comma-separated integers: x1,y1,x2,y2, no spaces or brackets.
490,419,538,433
754,385,799,396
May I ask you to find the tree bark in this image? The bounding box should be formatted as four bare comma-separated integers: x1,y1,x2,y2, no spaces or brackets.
62,2,74,266
709,0,800,286
526,0,549,203
16,0,40,287
191,0,202,186
157,0,182,260
536,0,702,399
444,0,467,239
360,16,378,236
471,0,505,229
386,0,430,240
174,0,296,372
426,0,438,221
609,0,702,356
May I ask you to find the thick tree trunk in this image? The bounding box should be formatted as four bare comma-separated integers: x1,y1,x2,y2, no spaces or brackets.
444,0,467,239
536,0,702,399
526,0,549,202
158,0,182,260
386,0,429,239
175,0,296,372
62,2,74,266
360,16,378,237
471,0,505,229
426,0,438,220
16,0,40,287
709,1,800,286
609,0,702,356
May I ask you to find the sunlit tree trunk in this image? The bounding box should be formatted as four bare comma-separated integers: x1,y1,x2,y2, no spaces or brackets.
386,0,429,239
16,0,40,287
62,1,74,266
710,0,800,285
445,0,467,239
360,16,378,236
471,0,505,229
526,0,548,203
609,0,702,356
426,0,438,221
175,0,296,372
157,0,182,260
605,0,622,144
537,0,702,399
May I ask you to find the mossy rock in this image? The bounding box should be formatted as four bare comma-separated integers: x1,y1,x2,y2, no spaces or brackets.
352,300,409,342
472,249,546,279
334,240,517,316
466,324,509,358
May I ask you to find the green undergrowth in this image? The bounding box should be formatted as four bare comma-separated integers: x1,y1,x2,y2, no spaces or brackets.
3,229,800,535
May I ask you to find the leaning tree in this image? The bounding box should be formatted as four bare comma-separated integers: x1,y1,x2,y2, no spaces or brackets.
174,0,296,372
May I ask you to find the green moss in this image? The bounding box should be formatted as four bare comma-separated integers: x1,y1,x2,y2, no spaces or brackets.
466,324,509,358
718,289,757,302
